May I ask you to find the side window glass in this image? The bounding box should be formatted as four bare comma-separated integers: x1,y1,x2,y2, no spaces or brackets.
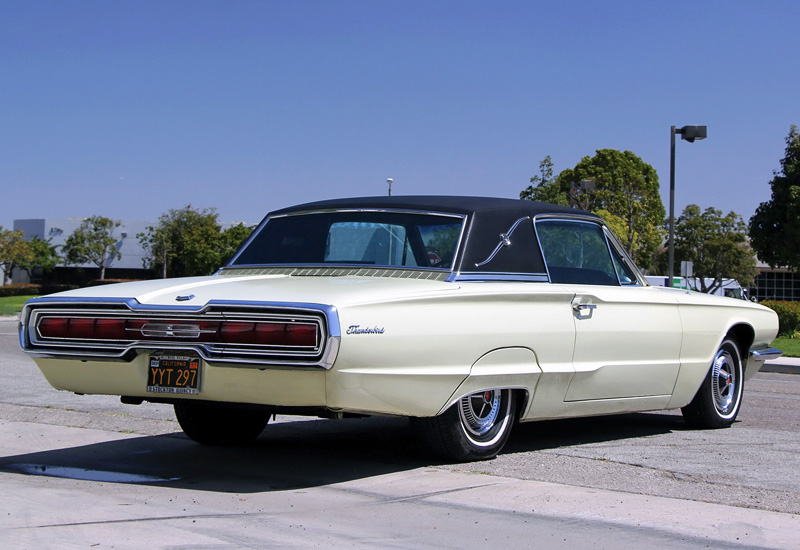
536,221,618,286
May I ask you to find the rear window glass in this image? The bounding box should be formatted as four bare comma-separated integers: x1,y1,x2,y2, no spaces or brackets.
231,212,464,269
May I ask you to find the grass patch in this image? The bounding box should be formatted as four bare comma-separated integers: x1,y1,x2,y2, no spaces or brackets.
773,337,800,358
0,295,37,316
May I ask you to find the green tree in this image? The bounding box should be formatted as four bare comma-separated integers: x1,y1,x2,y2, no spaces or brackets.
219,223,254,265
19,237,60,281
519,156,569,206
522,150,666,269
675,204,758,293
62,216,122,280
0,227,33,285
749,125,800,270
139,206,225,278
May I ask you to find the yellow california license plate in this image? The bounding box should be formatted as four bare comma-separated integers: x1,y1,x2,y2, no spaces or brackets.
147,355,201,395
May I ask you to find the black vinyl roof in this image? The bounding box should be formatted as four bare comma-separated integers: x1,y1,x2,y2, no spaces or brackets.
270,195,591,219
263,196,600,275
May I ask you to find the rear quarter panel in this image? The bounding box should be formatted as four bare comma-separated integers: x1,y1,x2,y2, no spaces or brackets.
326,283,576,416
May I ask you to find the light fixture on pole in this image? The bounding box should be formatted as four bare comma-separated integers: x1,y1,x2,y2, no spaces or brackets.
668,125,707,287
387,178,393,197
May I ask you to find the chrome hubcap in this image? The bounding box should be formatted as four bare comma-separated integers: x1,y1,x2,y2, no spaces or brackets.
459,390,502,437
711,349,737,415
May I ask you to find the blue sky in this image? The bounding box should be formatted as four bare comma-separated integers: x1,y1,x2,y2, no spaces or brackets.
2,1,798,231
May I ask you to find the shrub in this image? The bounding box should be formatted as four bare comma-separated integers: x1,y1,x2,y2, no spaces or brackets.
761,300,800,338
0,283,41,297
0,283,79,297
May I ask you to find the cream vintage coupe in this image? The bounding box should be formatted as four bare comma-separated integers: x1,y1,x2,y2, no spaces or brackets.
20,196,781,461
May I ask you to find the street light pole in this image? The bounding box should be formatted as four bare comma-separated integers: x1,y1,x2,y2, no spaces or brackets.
668,126,677,288
668,125,707,287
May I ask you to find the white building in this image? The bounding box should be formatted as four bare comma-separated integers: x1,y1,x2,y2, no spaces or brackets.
12,218,152,283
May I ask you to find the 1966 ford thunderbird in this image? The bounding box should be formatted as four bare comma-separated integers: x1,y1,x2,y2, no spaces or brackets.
20,196,782,461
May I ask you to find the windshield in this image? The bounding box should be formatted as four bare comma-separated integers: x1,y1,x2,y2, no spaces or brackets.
230,211,465,270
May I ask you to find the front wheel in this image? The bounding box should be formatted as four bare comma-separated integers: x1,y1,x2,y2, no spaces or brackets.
682,339,744,428
174,401,270,445
414,389,515,462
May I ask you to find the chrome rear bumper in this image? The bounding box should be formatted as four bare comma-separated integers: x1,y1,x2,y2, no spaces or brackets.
750,347,783,363
746,346,783,380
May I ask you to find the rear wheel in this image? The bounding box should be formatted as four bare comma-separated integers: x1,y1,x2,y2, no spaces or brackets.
174,401,270,445
415,389,515,462
682,338,743,428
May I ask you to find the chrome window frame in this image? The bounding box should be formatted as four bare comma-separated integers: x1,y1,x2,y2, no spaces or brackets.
601,226,644,287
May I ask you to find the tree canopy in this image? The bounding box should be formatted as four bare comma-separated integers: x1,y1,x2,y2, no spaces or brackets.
675,204,757,292
138,206,253,278
0,228,60,285
749,125,800,270
521,150,665,269
20,237,60,281
0,227,33,285
62,216,122,280
519,156,569,206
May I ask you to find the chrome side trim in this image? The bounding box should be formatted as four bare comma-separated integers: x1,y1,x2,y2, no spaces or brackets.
20,297,342,370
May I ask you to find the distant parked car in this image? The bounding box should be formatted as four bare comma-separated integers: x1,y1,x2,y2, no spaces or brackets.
20,196,781,461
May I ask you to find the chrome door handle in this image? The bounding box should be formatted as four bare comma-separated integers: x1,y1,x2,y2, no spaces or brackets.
572,303,597,312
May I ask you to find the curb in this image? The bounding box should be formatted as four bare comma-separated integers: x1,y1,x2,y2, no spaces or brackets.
763,356,800,375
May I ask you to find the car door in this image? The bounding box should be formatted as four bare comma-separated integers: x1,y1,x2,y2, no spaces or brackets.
536,218,683,402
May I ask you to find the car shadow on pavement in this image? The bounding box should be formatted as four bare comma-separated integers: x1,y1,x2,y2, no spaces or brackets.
506,410,688,453
0,411,690,494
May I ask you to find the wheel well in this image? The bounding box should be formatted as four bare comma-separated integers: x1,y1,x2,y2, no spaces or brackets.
511,388,529,418
726,324,754,358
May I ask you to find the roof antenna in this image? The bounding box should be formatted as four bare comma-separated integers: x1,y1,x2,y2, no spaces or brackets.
387,178,393,196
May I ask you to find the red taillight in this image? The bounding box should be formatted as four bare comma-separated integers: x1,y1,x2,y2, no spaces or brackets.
39,317,123,340
38,317,69,338
286,324,317,346
219,320,318,347
67,318,95,338
37,316,318,348
220,321,255,343
253,322,284,344
95,318,127,339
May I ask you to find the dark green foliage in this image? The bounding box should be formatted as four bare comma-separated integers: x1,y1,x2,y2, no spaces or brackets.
0,283,77,297
138,206,254,278
750,126,800,270
61,215,122,280
521,151,665,269
675,205,758,291
0,229,60,285
761,300,800,337
520,156,569,206
0,228,32,285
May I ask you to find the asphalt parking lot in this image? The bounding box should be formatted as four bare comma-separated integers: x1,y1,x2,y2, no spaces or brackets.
1,316,799,549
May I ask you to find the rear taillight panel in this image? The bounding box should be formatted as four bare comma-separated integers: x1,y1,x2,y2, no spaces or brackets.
36,316,319,349
23,303,333,367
